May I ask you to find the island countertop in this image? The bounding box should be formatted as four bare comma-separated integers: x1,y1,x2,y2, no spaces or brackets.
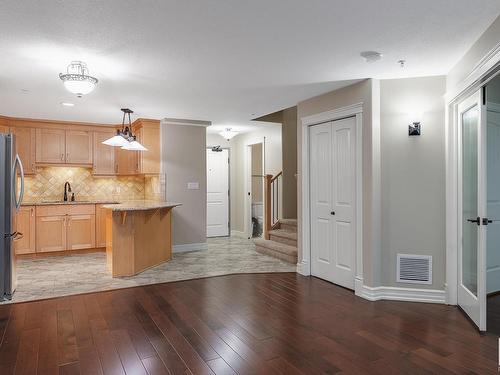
102,200,182,211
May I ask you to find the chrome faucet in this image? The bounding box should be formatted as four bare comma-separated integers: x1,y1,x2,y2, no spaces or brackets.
63,181,72,202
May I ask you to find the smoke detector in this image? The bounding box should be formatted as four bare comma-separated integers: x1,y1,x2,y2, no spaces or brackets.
360,51,383,63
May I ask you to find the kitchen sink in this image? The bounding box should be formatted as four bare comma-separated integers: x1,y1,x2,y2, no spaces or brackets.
41,200,92,204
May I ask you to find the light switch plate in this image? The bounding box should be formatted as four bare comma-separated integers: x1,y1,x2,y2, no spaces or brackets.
187,182,199,190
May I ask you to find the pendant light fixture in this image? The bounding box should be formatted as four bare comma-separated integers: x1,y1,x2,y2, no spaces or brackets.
102,109,148,151
219,127,239,141
59,61,98,97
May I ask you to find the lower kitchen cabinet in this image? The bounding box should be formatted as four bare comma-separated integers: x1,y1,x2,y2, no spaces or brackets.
14,206,36,255
36,204,96,253
36,215,67,253
67,214,96,250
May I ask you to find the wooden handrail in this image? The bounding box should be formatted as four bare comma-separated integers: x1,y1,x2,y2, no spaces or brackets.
270,171,282,183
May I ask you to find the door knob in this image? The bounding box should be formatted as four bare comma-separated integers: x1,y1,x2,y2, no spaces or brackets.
330,211,335,216
467,217,480,225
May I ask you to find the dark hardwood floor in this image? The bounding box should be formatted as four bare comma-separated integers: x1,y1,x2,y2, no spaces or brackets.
488,293,500,336
0,273,498,374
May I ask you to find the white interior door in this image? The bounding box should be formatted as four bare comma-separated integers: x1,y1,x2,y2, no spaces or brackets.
207,148,229,237
487,105,500,294
458,90,486,331
310,117,356,289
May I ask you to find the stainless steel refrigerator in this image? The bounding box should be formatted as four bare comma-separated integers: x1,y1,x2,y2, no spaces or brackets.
0,134,24,301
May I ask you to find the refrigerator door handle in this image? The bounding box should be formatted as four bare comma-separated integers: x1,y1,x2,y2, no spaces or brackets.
13,154,24,212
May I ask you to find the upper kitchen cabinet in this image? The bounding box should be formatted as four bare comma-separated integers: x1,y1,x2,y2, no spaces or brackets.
93,130,116,175
116,146,138,175
66,130,92,164
35,128,66,164
36,128,92,165
0,126,9,134
11,127,36,174
133,119,161,174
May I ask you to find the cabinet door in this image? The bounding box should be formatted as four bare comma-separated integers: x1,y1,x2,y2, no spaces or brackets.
14,206,36,254
93,131,116,175
95,204,107,248
35,128,66,164
12,127,36,174
136,125,160,174
0,125,9,134
36,215,66,252
67,214,95,250
66,130,92,164
116,147,138,175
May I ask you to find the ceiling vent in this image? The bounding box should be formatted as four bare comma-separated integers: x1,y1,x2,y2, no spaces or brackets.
397,254,432,285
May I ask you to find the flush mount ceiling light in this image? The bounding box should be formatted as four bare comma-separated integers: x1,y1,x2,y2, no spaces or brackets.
60,102,74,107
360,51,383,63
59,61,98,97
219,128,239,141
102,108,148,151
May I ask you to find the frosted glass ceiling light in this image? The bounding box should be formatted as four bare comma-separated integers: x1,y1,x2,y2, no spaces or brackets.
102,108,147,151
59,61,98,97
219,128,239,141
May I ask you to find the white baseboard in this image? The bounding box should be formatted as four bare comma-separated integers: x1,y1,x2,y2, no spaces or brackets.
231,230,248,239
359,284,446,304
296,260,310,276
173,242,208,253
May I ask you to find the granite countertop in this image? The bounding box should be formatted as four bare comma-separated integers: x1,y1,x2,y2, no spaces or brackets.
102,201,182,212
21,199,120,206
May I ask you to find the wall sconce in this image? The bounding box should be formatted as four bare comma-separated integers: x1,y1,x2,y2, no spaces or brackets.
409,122,421,136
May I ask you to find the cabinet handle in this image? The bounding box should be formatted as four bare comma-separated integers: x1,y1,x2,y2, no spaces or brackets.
67,153,69,160
30,208,34,217
61,153,64,161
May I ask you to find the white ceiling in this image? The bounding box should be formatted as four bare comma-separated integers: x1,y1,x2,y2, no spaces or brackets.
0,1,499,130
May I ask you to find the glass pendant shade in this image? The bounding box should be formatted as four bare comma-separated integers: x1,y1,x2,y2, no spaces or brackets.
121,139,148,151
102,133,129,147
62,80,96,96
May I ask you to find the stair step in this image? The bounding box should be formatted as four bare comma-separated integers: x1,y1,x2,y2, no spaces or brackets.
269,229,297,247
280,219,297,226
254,238,297,264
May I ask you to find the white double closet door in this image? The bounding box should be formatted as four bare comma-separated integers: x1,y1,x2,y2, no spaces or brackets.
310,117,356,290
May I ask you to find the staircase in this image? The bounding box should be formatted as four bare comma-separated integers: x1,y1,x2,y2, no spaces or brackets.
254,219,297,264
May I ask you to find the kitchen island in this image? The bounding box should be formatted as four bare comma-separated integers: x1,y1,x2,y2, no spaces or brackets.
103,201,181,277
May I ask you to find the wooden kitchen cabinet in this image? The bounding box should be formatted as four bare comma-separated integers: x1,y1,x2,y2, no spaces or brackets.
67,214,96,250
134,119,161,174
36,204,96,252
116,147,138,175
0,125,9,134
66,130,92,164
36,215,67,253
14,206,36,255
11,127,36,174
93,131,116,175
95,204,107,248
35,128,66,164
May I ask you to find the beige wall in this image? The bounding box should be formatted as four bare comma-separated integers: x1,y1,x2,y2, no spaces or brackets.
380,76,446,290
297,79,381,287
162,122,207,246
251,143,263,203
281,106,298,219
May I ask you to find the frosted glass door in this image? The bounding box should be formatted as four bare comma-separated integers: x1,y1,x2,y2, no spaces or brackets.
458,90,486,331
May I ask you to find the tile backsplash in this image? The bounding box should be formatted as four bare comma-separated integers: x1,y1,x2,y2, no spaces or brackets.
22,167,164,202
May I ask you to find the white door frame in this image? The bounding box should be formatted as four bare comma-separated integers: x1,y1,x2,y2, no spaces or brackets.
299,102,364,296
206,146,231,237
445,54,500,306
244,140,266,239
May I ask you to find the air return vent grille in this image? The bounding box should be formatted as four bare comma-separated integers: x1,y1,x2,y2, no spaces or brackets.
397,254,432,285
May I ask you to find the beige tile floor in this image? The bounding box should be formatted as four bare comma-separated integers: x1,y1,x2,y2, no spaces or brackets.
5,237,295,304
